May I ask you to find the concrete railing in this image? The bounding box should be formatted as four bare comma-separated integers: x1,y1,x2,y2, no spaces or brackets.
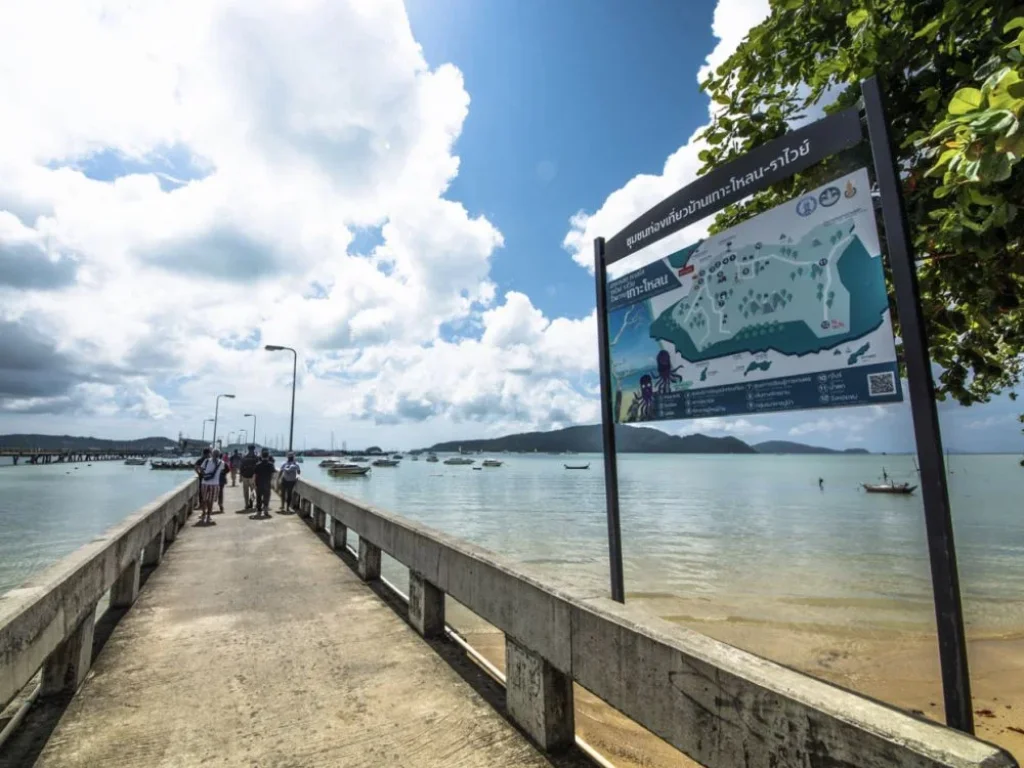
0,479,198,709
293,479,1016,768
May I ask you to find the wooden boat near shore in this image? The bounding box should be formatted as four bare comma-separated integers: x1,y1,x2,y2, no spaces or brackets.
862,482,916,495
328,464,371,477
564,463,590,470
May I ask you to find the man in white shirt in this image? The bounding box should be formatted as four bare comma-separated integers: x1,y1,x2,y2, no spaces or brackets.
197,448,225,525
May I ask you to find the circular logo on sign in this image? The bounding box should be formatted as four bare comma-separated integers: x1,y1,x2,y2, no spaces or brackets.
819,186,841,207
796,196,818,217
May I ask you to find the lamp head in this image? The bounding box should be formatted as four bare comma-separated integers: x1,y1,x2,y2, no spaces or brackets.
265,345,284,351
222,394,235,399
244,413,254,417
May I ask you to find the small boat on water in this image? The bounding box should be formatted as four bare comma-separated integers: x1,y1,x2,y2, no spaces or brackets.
426,454,439,463
443,457,474,465
863,482,916,495
564,463,590,470
124,458,147,466
481,459,503,467
372,458,400,467
151,460,195,471
392,454,403,460
472,466,483,471
411,455,419,461
319,459,338,468
328,464,371,477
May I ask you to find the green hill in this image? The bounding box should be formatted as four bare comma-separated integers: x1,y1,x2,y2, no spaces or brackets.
0,434,178,451
754,440,869,455
426,424,757,454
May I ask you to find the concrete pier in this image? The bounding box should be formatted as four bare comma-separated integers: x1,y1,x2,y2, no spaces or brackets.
0,479,1018,768
24,485,567,767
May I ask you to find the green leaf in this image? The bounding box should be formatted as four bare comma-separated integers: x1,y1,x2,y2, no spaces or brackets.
1004,18,1024,33
914,18,943,39
949,88,984,115
846,9,869,28
1009,82,1024,99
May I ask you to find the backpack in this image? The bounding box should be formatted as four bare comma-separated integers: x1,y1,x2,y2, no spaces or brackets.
239,454,258,479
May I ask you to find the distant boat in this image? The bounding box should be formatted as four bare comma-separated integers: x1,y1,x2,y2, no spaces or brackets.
564,463,590,470
472,466,483,471
372,458,400,467
426,454,439,463
392,454,403,460
412,455,419,461
443,457,474,465
319,459,338,468
863,482,916,495
151,460,194,471
481,459,503,467
124,458,147,466
328,464,370,477
349,456,368,463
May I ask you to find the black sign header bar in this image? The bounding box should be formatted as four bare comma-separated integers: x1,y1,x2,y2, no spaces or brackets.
604,107,863,264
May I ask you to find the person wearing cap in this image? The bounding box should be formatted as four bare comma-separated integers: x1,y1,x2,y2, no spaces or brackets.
252,448,276,519
279,452,301,512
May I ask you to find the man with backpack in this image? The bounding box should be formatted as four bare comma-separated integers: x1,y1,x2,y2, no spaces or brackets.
196,448,225,525
239,445,259,510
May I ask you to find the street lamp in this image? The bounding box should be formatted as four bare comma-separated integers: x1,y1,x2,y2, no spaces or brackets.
239,429,248,447
227,431,236,448
201,418,214,442
212,394,235,448
244,413,257,448
265,345,297,451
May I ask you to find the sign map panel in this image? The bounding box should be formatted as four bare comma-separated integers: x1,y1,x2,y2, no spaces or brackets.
606,167,904,424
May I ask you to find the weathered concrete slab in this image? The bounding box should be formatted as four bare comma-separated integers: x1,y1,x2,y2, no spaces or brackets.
32,486,563,768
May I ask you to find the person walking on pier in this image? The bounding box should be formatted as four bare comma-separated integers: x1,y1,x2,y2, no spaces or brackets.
239,445,258,510
230,449,241,487
279,452,301,512
218,452,230,513
251,448,276,520
197,449,226,525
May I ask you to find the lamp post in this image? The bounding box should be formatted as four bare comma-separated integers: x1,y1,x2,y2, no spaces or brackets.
239,429,247,447
244,412,257,448
201,418,214,443
227,432,236,449
212,394,235,449
265,345,297,452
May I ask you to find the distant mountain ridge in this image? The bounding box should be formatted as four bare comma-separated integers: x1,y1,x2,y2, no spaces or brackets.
426,424,756,454
0,434,178,451
754,440,870,455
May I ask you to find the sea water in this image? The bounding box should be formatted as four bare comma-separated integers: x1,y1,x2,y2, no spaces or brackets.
1,453,1022,635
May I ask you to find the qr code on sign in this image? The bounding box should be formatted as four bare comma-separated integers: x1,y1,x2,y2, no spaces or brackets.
867,371,896,396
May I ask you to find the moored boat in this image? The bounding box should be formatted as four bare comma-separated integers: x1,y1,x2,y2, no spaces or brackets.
319,459,338,468
863,482,916,495
124,458,147,466
481,459,503,467
328,464,371,476
425,454,439,463
372,458,400,467
443,457,474,465
564,463,590,470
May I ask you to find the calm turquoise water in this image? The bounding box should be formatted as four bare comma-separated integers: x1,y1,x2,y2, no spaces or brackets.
2,453,1022,635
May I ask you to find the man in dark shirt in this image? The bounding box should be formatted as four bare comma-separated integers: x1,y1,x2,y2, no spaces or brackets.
251,448,276,520
238,445,259,509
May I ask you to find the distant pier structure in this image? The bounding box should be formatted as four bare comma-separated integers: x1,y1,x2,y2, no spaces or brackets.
0,448,158,466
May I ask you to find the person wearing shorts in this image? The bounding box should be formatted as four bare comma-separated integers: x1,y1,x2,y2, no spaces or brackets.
252,449,276,520
279,452,301,511
239,445,258,510
197,449,225,525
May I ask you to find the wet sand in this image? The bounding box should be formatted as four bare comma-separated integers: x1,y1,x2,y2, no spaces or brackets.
449,601,1024,767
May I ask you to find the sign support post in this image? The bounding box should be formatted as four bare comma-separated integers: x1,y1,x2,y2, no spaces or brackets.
862,76,973,734
594,236,626,603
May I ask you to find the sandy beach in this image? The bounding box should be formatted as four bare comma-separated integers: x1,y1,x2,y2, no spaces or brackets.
448,600,1024,767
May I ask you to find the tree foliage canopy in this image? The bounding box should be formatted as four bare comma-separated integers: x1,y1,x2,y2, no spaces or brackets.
699,0,1024,405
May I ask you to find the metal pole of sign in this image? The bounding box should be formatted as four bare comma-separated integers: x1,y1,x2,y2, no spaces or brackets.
861,76,973,734
594,237,626,603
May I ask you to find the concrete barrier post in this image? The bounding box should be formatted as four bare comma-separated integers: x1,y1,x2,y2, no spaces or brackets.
142,531,164,567
110,559,142,608
358,539,381,582
177,505,187,527
330,519,347,551
505,636,574,752
313,506,325,532
164,517,177,543
41,609,96,696
409,571,445,638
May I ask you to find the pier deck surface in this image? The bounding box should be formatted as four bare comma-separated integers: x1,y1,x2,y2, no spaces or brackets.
33,484,562,768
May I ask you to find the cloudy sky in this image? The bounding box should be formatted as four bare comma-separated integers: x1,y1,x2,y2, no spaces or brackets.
0,0,1019,453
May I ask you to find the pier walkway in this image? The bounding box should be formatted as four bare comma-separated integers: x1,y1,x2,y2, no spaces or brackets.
26,484,567,767
0,477,1018,768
